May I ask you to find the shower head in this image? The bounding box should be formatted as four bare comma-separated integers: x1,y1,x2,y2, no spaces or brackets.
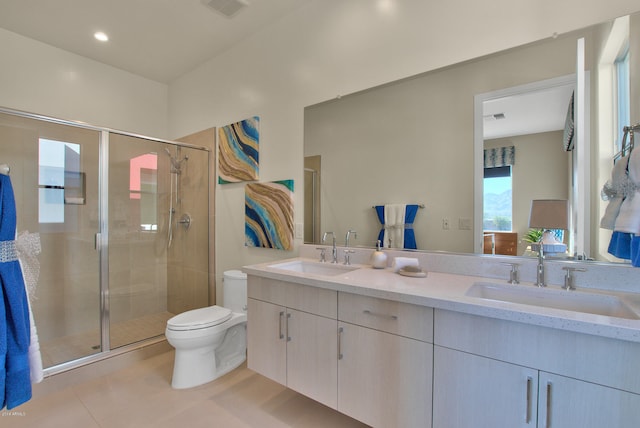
165,147,189,173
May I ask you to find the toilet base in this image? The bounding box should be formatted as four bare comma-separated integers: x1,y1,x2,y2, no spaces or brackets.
170,319,247,389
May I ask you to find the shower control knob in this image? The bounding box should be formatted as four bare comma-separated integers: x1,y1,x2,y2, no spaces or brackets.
178,213,191,230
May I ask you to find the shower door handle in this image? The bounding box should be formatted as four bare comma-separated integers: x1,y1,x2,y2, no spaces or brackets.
95,233,101,250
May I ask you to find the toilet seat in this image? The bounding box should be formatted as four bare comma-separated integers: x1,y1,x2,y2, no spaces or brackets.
167,306,232,331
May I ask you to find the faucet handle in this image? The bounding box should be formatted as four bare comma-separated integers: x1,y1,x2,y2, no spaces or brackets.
501,262,520,284
344,249,356,265
562,266,586,290
322,231,334,243
316,247,327,263
345,229,358,246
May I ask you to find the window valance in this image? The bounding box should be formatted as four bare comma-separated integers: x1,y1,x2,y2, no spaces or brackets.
484,146,515,168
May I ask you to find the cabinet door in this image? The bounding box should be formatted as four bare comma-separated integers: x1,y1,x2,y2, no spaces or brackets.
247,298,287,385
338,322,432,428
539,372,640,428
286,308,338,409
433,346,538,428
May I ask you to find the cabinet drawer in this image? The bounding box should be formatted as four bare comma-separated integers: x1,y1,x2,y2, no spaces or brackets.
435,309,640,395
247,275,337,318
338,292,433,342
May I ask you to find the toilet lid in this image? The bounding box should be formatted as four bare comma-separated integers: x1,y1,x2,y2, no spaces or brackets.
167,306,232,331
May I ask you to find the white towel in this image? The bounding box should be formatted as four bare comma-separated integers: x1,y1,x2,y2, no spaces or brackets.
26,297,43,384
392,257,419,272
600,155,630,229
384,204,406,249
614,149,640,234
16,231,44,384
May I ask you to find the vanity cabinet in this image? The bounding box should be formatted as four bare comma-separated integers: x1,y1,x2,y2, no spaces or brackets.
246,299,286,384
434,346,538,427
538,371,640,428
247,275,434,427
247,276,338,409
337,292,433,428
433,309,640,427
434,346,640,427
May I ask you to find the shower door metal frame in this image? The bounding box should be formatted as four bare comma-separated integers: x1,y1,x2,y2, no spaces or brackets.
98,129,111,352
0,105,210,376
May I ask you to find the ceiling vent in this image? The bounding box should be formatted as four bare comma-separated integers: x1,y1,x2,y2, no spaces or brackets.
202,0,249,18
483,113,506,121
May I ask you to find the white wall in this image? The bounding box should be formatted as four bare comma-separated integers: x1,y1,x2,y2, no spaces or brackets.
0,28,168,136
168,0,640,300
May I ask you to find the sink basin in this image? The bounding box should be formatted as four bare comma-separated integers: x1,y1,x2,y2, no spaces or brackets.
268,260,359,276
466,282,640,320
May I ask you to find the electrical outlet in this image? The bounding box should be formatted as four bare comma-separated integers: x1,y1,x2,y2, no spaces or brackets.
295,223,303,239
442,218,450,230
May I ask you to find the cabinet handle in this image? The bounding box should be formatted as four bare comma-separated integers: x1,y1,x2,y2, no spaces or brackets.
546,381,553,428
363,309,398,320
338,327,344,360
525,376,533,424
286,312,292,342
278,311,285,340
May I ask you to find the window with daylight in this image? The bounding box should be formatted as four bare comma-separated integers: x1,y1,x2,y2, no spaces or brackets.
615,48,630,152
483,165,512,231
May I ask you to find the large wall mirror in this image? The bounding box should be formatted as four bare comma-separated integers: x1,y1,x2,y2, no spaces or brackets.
304,11,639,264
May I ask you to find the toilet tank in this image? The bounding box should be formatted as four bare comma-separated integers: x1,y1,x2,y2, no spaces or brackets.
223,270,247,313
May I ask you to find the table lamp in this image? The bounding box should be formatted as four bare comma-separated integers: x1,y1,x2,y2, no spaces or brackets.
528,199,569,255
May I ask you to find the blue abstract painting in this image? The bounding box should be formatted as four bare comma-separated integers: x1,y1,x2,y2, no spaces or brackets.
218,116,259,183
245,180,294,250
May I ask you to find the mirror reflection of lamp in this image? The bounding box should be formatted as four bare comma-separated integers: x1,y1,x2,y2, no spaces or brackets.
528,199,569,256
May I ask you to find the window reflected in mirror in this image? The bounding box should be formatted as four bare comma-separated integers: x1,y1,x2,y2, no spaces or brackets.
129,153,158,231
38,138,82,224
483,166,512,231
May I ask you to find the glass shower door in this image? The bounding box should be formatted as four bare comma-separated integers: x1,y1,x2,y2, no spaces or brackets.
108,133,209,349
0,111,102,368
1,108,210,371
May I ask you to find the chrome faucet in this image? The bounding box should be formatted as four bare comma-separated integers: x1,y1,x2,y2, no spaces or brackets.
501,262,520,284
345,229,357,247
535,244,546,287
562,266,587,290
322,231,338,263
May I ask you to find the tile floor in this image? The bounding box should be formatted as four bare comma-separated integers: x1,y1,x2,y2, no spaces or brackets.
4,350,368,428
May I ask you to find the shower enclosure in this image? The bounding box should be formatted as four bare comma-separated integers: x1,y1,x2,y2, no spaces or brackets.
0,108,210,371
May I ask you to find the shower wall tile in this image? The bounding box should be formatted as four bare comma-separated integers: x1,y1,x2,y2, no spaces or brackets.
65,276,100,336
65,237,99,277
32,278,67,340
39,235,67,277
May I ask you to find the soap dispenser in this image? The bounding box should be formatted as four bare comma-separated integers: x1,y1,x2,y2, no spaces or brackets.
371,240,388,269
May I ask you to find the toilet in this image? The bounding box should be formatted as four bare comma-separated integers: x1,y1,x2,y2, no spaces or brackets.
165,270,247,389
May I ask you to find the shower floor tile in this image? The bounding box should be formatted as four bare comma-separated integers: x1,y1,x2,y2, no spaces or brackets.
39,311,175,369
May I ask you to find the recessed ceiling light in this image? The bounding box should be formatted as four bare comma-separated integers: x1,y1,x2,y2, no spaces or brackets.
94,32,109,42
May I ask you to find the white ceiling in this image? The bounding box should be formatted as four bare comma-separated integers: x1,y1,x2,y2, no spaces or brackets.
0,0,574,137
483,83,576,140
0,0,310,83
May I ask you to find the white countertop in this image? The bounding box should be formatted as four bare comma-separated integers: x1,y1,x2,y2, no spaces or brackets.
243,257,640,344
